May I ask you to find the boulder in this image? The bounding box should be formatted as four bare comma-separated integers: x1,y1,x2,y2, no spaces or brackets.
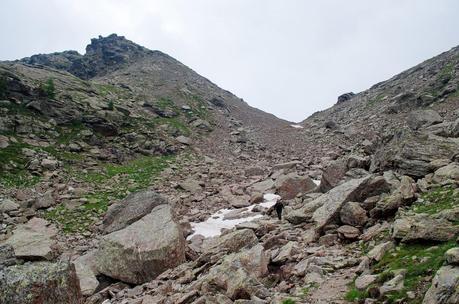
0,199,19,213
337,92,355,104
449,118,459,137
203,229,258,254
34,191,56,209
371,130,459,178
407,109,443,130
73,251,99,296
340,202,368,227
318,158,348,192
423,265,459,304
4,218,57,260
445,248,459,265
399,175,416,200
272,241,298,263
275,173,316,199
271,161,302,171
0,245,17,270
40,158,58,170
178,178,203,193
202,244,270,300
355,274,377,290
392,214,459,242
0,261,82,304
176,135,191,145
312,176,375,232
248,179,274,193
337,225,361,239
245,167,265,177
433,163,459,184
96,204,185,284
367,242,394,262
380,274,404,295
102,190,168,234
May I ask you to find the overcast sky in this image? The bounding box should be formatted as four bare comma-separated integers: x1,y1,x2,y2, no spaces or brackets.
1,1,459,122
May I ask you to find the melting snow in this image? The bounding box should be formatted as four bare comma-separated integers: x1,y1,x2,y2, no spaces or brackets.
290,124,304,129
187,193,281,239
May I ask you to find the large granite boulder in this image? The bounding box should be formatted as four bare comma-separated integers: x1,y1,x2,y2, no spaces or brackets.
407,109,443,130
392,213,459,242
275,173,316,199
202,229,258,254
433,163,459,184
340,201,368,227
72,251,99,296
423,265,459,304
4,218,57,260
96,204,185,284
102,190,168,234
201,244,270,300
371,130,459,178
0,261,82,304
318,157,348,192
312,176,381,232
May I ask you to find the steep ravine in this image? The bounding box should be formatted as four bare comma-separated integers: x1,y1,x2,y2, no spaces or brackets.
1,35,459,304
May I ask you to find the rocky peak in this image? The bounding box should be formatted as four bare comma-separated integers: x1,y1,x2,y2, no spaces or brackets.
20,34,156,79
84,34,150,68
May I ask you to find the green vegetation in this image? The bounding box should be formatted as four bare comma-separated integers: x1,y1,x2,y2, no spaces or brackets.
0,100,33,117
186,95,210,119
345,285,368,302
156,97,177,110
40,78,56,99
281,299,296,304
368,94,385,106
56,122,86,145
107,100,114,111
94,83,127,98
411,186,459,215
46,155,174,233
0,76,6,98
346,241,456,303
0,141,40,188
438,62,455,83
153,117,191,135
300,282,319,297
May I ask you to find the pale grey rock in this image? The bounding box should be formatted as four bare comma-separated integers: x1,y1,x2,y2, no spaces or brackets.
102,190,168,234
423,266,459,304
96,204,185,284
4,218,57,261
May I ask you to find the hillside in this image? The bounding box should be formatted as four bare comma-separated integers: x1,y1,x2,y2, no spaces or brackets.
1,35,459,304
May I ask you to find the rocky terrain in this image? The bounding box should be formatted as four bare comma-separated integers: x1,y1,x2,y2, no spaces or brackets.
1,34,459,304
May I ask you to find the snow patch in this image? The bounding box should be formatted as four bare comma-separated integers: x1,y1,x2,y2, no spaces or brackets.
187,193,281,239
290,124,304,129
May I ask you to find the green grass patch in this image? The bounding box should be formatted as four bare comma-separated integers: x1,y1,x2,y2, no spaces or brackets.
94,83,126,98
411,186,459,214
0,141,40,188
368,94,385,106
153,117,190,136
53,121,87,145
187,95,210,119
347,240,456,303
438,62,455,83
300,282,319,297
282,299,296,304
48,155,174,233
345,284,369,302
0,100,34,116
